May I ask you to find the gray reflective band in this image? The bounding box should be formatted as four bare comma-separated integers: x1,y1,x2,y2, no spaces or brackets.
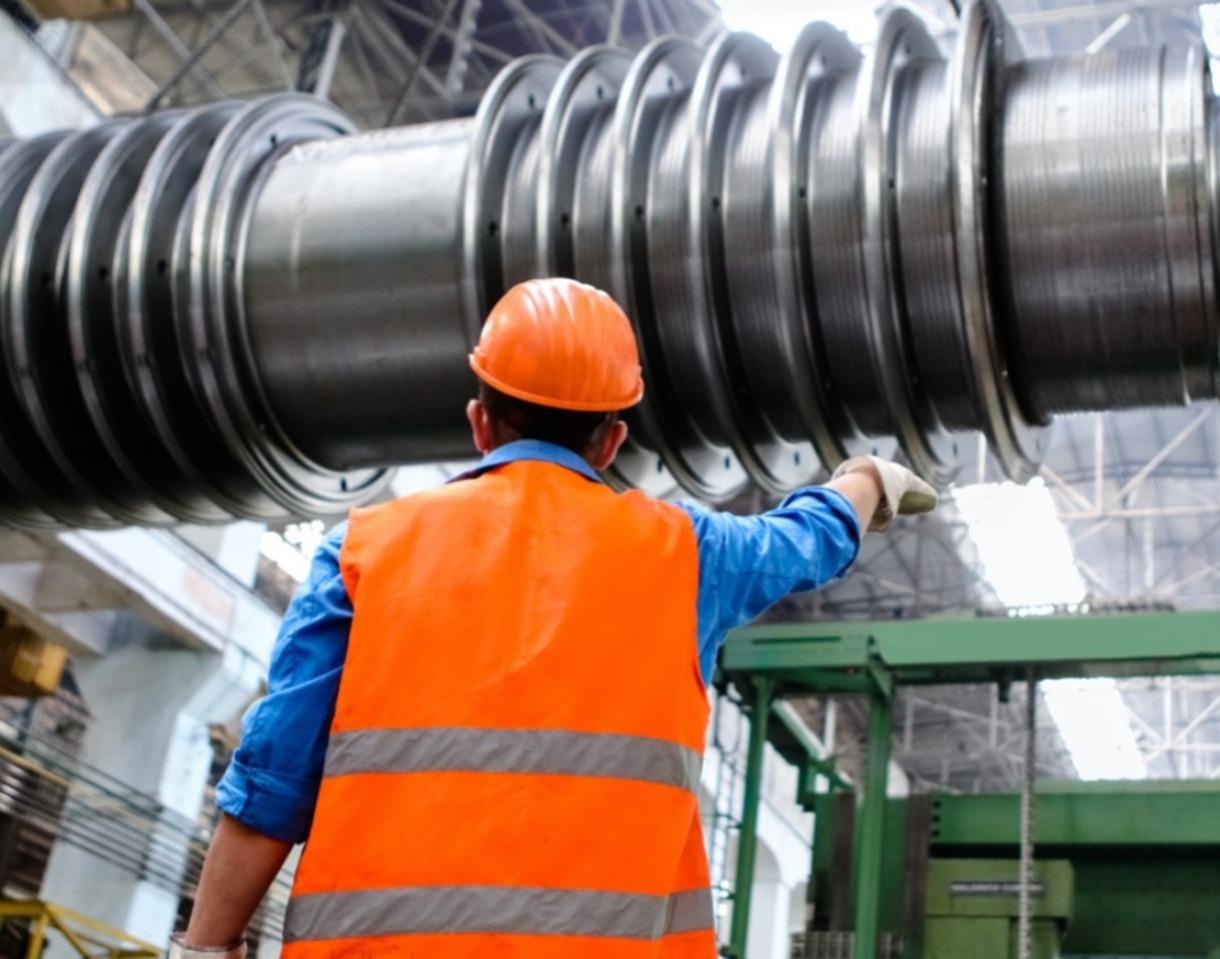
283,886,714,943
324,727,702,793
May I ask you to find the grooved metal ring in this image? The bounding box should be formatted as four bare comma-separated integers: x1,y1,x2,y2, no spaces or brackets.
4,123,129,527
0,133,71,529
692,30,814,497
859,6,959,486
952,0,1045,480
118,101,262,520
534,44,675,496
611,36,745,501
68,112,191,525
190,95,392,516
761,22,859,476
461,55,564,342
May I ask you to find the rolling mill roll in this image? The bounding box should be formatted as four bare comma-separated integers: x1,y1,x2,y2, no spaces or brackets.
0,0,1216,528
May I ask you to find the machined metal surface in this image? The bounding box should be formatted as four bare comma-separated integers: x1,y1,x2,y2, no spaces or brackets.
0,0,1218,526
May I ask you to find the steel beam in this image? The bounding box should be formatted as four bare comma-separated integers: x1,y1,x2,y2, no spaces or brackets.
722,612,1220,685
932,781,1220,846
851,682,893,959
723,676,773,959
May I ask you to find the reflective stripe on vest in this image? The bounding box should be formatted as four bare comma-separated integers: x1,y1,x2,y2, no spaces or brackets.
284,886,714,943
324,727,703,793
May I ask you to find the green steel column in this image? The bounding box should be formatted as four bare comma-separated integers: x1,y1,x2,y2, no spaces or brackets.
724,676,775,958
851,684,893,959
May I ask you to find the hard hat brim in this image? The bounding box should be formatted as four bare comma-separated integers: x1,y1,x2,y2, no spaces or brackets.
469,355,643,413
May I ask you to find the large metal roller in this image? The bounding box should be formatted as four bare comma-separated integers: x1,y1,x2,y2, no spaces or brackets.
0,0,1216,527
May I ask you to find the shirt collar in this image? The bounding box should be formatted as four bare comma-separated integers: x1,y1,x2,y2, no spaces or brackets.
449,438,604,485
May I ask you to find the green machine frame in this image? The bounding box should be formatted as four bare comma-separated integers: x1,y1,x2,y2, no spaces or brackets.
716,611,1220,959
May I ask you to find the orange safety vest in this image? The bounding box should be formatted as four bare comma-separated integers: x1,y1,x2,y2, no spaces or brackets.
281,459,715,958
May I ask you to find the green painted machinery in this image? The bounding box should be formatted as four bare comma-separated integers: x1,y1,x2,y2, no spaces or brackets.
716,612,1220,959
809,782,1220,957
922,860,1071,959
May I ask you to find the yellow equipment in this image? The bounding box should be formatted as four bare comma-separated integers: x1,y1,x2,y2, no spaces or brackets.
0,900,159,959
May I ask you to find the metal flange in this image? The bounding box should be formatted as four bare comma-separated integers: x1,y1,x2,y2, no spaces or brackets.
750,21,860,476
611,36,747,502
189,95,392,517
951,0,1046,481
117,101,267,520
67,112,198,525
858,6,961,487
4,123,131,528
0,133,71,530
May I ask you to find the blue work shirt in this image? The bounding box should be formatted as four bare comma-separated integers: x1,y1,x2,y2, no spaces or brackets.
216,439,861,843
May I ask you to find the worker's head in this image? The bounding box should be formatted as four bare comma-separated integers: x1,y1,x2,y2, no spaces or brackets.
467,278,643,469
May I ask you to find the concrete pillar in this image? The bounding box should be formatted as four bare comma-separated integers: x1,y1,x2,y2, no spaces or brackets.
40,642,260,950
745,841,788,959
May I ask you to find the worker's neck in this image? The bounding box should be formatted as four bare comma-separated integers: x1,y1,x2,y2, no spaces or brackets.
485,434,598,469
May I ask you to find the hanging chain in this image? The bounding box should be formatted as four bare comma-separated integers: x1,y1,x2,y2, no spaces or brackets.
1018,668,1038,959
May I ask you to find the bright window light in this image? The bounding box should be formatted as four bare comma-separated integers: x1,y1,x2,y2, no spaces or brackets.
1202,5,1220,92
955,481,1145,780
717,0,879,50
953,478,1086,609
1201,4,1220,53
1042,679,1147,780
260,520,326,583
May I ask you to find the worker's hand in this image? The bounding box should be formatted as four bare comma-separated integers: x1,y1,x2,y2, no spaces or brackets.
831,456,938,532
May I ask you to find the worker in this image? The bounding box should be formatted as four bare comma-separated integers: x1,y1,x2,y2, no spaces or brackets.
173,278,936,959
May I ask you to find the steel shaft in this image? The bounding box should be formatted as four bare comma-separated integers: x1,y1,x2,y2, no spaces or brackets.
0,0,1216,527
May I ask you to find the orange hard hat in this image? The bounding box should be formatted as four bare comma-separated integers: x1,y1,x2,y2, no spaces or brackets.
469,278,644,412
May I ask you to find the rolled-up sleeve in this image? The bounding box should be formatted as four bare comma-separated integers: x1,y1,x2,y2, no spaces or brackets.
215,523,351,843
679,487,862,684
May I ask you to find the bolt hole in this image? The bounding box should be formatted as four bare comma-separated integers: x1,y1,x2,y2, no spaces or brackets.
666,75,675,91
872,446,879,456
711,195,721,210
596,85,604,99
798,186,807,199
656,458,664,473
270,134,278,147
340,477,348,492
635,204,645,221
560,211,571,230
794,451,801,465
41,272,52,290
527,93,536,109
723,455,731,470
952,441,959,457
488,220,499,237
97,265,110,281
156,259,168,276
224,255,235,270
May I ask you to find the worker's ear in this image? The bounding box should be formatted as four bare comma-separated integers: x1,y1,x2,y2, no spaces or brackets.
587,419,629,472
467,399,496,455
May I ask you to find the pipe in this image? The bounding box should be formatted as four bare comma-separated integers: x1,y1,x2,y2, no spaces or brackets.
0,0,1216,527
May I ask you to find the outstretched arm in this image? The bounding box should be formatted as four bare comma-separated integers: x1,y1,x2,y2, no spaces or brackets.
181,523,354,947
184,816,290,947
680,457,937,683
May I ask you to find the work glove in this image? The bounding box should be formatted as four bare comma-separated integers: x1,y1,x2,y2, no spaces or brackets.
831,455,938,533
